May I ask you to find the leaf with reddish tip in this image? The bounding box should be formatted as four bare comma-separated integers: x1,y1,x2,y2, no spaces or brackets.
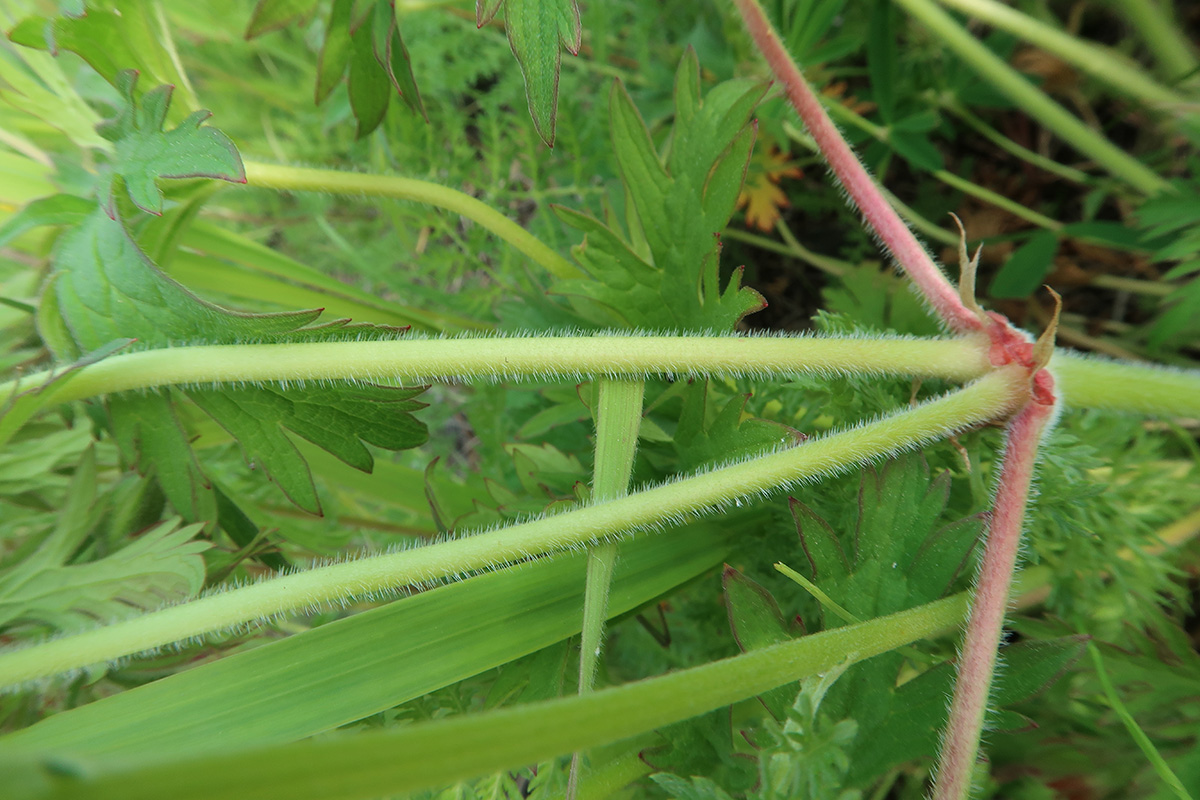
791,498,849,583
504,0,580,146
476,0,505,26
723,565,795,719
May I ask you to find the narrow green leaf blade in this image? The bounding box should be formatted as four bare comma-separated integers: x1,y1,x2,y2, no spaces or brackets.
0,524,730,759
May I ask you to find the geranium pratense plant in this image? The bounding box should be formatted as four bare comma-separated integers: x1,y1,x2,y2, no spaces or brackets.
0,2,1198,800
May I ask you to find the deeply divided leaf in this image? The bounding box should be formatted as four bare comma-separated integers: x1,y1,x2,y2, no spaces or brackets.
97,70,246,215
555,51,767,331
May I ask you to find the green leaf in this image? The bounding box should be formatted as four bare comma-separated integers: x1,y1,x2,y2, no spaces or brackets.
47,204,428,519
0,338,131,449
97,70,245,215
723,566,795,720
187,383,427,514
476,0,505,26
504,0,580,147
315,0,354,104
306,0,424,135
989,230,1060,299
867,0,897,123
244,0,320,38
555,53,768,331
0,194,95,250
8,5,197,122
0,448,209,633
847,636,1086,782
671,381,803,472
376,0,425,119
347,16,390,139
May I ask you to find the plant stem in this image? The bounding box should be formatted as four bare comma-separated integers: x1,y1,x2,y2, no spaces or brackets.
0,369,1027,687
1051,351,1200,416
931,394,1058,800
935,0,1189,110
0,335,995,405
891,0,1171,195
240,161,584,280
820,101,1065,232
11,595,972,800
1087,642,1196,800
1104,0,1199,86
570,378,644,796
936,96,1091,185
731,0,984,334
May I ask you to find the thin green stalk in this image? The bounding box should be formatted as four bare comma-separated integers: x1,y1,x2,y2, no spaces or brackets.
821,102,1065,231
12,595,972,800
0,368,1027,687
571,378,644,796
1104,0,1199,86
0,335,996,407
937,97,1091,185
935,0,1189,109
892,0,1172,195
240,161,584,280
1087,642,1195,800
720,226,851,276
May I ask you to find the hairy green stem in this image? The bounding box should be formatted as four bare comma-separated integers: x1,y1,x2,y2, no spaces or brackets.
1050,351,1200,416
892,0,1172,195
935,0,1189,109
571,378,644,796
0,369,1026,687
0,335,994,405
12,595,972,800
240,161,583,280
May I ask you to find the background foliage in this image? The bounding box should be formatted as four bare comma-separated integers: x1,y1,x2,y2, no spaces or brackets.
0,1,1198,798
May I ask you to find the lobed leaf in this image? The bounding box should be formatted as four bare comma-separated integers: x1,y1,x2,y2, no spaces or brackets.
556,52,768,331
504,0,580,147
97,70,246,216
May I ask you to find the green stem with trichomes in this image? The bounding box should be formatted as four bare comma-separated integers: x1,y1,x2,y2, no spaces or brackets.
0,334,994,402
0,368,1027,687
240,161,583,280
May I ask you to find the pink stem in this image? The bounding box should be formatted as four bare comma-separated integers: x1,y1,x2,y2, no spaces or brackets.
731,0,983,334
931,391,1058,800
